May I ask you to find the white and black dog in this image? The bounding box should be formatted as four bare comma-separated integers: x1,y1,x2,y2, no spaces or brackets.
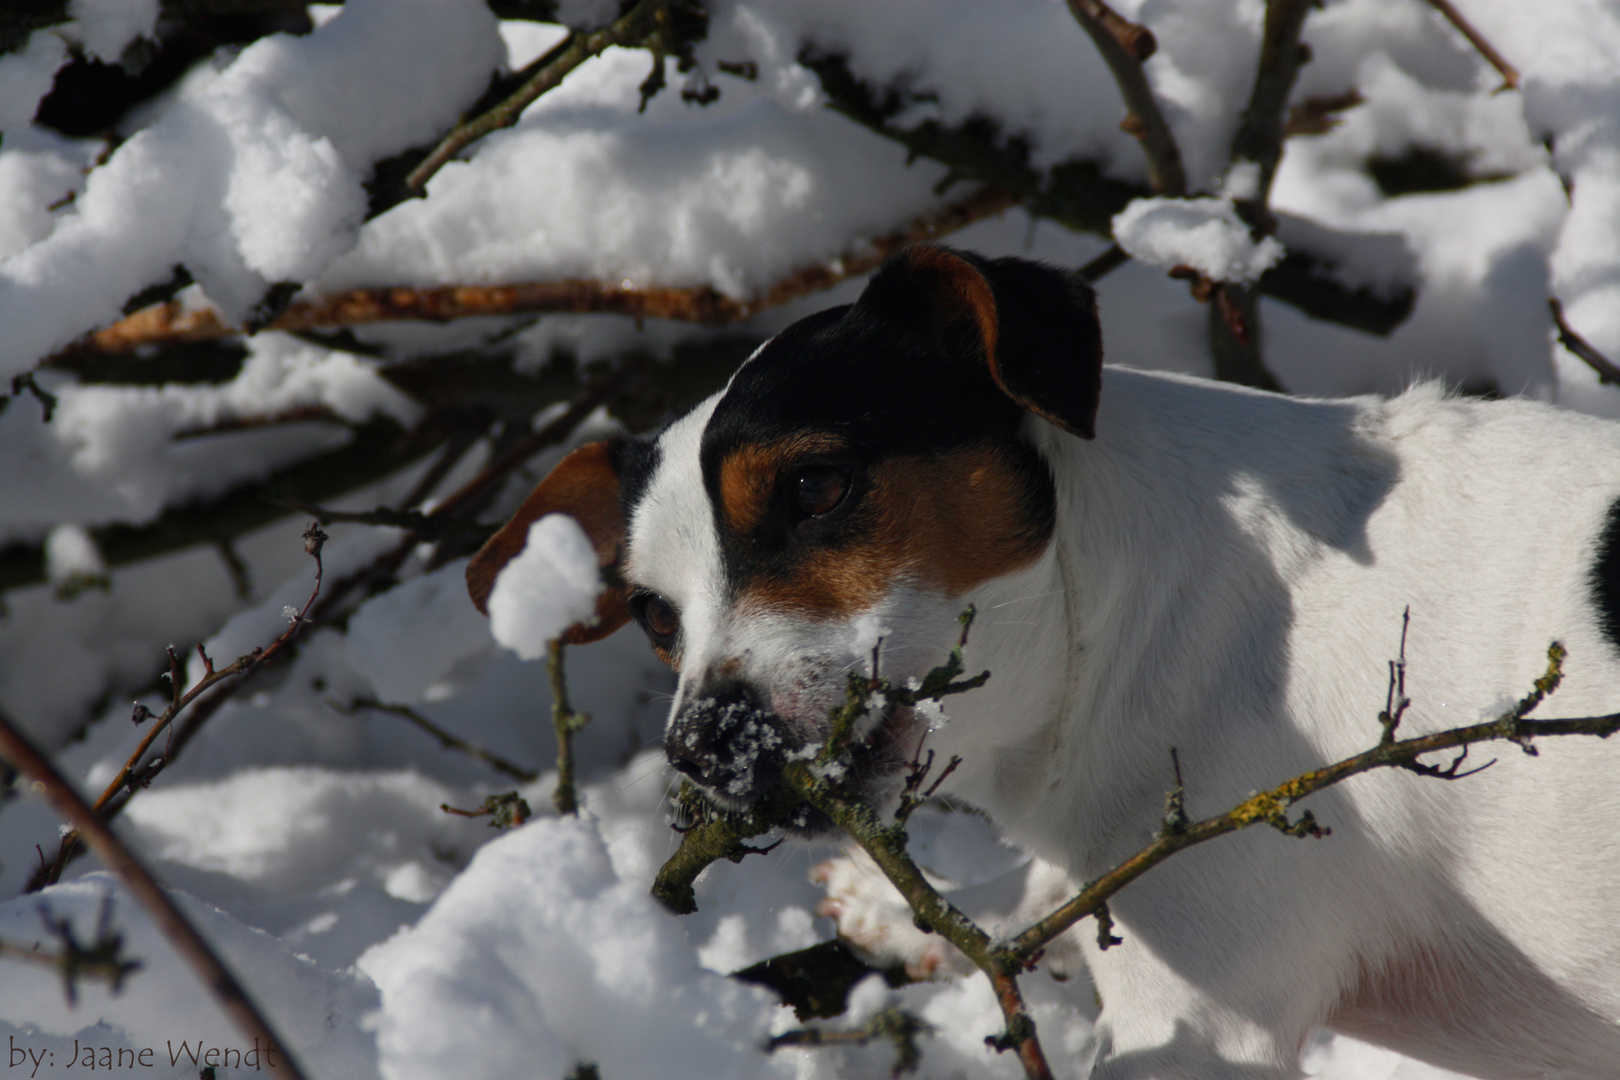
468,247,1620,1079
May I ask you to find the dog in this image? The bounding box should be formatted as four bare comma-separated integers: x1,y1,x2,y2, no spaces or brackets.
467,246,1620,1079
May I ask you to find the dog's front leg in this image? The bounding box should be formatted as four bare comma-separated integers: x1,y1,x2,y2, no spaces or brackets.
812,849,1088,981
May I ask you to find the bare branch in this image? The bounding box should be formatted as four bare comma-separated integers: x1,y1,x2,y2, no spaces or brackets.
336,699,538,784
400,0,666,198
547,640,589,815
1063,0,1186,195
1423,0,1520,93
34,525,327,888
1003,643,1609,965
0,708,312,1080
1550,298,1620,385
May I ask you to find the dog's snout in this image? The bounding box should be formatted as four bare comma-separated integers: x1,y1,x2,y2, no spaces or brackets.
665,678,791,803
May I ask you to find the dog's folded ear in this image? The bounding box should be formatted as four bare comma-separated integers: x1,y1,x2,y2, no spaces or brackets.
857,245,1104,438
465,439,632,644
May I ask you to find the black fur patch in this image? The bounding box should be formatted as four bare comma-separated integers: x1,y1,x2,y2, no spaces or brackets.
612,435,660,520
1591,497,1620,652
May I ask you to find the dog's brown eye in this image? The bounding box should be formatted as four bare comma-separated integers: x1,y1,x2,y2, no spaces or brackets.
795,467,849,517
636,592,680,640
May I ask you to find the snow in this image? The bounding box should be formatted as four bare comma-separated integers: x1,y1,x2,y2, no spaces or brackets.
362,813,793,1080
346,559,497,704
0,32,68,135
3,1,1620,1078
1112,196,1287,283
486,515,602,661
0,0,503,375
65,0,159,64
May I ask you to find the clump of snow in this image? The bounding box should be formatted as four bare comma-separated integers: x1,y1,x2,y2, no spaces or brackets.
0,332,417,540
0,0,503,375
346,560,495,703
0,873,382,1079
486,515,601,661
1112,196,1286,284
0,31,68,134
66,0,159,63
360,814,793,1080
43,523,105,590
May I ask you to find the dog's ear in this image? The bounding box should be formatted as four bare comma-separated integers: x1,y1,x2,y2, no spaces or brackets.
465,440,632,645
857,245,1103,438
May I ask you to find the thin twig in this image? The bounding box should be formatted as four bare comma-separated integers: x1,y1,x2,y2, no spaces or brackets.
1550,298,1620,385
547,640,590,815
34,525,328,889
0,709,312,1080
60,188,1018,357
337,699,538,783
1063,0,1186,195
1078,243,1130,283
402,0,665,195
655,625,1615,1080
1423,0,1519,92
1206,0,1313,390
1002,643,1607,966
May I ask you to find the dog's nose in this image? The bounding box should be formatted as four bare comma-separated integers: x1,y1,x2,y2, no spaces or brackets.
665,678,787,803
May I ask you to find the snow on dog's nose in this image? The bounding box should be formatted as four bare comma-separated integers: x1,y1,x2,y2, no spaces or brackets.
664,677,799,805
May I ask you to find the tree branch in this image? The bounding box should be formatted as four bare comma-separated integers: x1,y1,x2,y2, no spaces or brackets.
655,625,1616,1080
0,707,313,1080
336,698,538,784
57,187,1018,358
799,49,1414,338
1063,0,1186,196
35,525,328,888
398,0,666,199
1423,0,1519,93
547,640,588,815
1550,297,1620,385
1204,0,1314,390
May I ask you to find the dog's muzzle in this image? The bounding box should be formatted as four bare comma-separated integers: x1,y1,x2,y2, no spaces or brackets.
664,679,803,807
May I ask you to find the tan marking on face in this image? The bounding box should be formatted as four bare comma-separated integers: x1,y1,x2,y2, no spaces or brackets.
903,246,1000,369
738,443,1052,617
717,433,849,534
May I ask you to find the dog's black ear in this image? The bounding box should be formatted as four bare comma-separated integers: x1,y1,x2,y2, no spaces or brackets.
856,246,1103,438
466,440,631,644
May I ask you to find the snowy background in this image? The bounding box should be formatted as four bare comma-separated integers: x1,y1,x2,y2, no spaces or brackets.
1,0,1618,1077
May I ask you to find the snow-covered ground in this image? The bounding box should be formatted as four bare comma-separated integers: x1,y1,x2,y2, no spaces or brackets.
2,0,1618,1076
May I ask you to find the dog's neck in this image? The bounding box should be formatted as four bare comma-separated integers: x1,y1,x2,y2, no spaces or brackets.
941,367,1395,873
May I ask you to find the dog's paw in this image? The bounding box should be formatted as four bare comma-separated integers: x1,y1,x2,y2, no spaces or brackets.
811,850,966,980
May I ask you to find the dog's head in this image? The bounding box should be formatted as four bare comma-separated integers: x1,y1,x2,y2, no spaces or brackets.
467,247,1102,825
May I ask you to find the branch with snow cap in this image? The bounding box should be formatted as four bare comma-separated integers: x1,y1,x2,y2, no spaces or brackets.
59,187,1018,357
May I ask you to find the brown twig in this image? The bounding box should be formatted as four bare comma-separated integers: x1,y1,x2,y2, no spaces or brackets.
62,188,1019,358
33,524,328,889
1550,298,1620,386
337,699,538,783
439,791,532,829
1063,0,1186,196
1423,0,1519,93
547,640,590,815
657,619,1616,1080
0,709,311,1080
402,0,665,196
1203,0,1314,390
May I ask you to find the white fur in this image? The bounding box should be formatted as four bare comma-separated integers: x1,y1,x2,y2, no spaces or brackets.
627,365,1620,1079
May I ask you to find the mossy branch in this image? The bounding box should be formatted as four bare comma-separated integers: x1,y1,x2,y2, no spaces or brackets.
656,619,1619,1080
